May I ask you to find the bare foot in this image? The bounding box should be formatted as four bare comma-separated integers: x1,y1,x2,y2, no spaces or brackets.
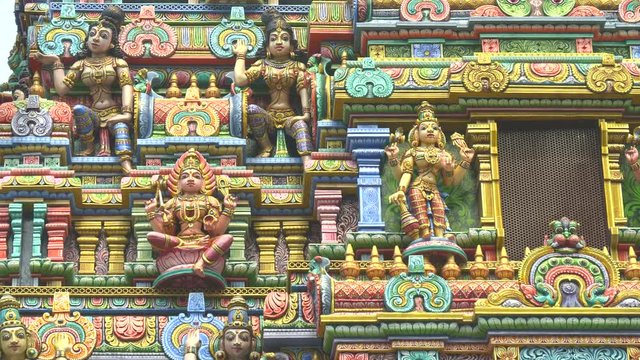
257,148,273,158
121,159,133,174
193,260,205,278
76,143,95,156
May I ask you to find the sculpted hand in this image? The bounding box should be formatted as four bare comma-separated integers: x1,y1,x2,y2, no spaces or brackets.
223,194,237,212
441,153,454,172
459,147,475,163
144,198,158,214
184,328,201,349
52,333,71,354
385,144,399,160
289,113,310,123
233,39,248,56
626,146,639,165
104,113,132,127
388,191,406,205
33,52,60,66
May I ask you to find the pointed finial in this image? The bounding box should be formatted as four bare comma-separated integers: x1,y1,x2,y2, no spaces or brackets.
166,73,182,98
366,245,385,280
469,245,489,280
30,72,44,98
630,247,638,264
495,247,514,280
441,255,461,280
341,51,348,66
603,246,610,256
423,255,436,274
205,73,220,98
625,247,640,280
389,246,408,277
340,244,359,281
524,246,531,257
185,74,200,100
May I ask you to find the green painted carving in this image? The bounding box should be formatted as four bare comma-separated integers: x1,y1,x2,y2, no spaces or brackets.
623,158,640,227
520,347,626,360
497,0,531,16
542,0,576,16
228,205,250,261
9,203,22,259
593,46,631,59
385,45,412,58
132,205,153,262
345,58,394,98
209,6,264,58
443,45,481,57
32,203,47,258
501,40,575,53
384,255,452,312
399,351,439,360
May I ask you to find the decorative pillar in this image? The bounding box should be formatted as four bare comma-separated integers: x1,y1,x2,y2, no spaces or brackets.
45,205,70,261
32,203,47,258
346,126,389,232
228,202,250,261
467,121,504,254
600,120,629,260
315,189,342,243
74,220,101,275
254,221,280,274
283,221,309,262
0,205,9,260
103,220,130,275
132,202,152,262
9,203,23,259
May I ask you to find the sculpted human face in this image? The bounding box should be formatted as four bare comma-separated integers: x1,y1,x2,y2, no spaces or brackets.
268,30,292,60
179,169,204,195
222,329,252,360
0,327,27,359
417,121,440,146
12,90,24,101
87,25,113,57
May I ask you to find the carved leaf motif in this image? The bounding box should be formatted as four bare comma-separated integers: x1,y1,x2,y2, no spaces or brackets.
264,291,289,320
337,198,359,242
113,316,146,342
275,230,289,274
95,229,109,275
301,293,315,323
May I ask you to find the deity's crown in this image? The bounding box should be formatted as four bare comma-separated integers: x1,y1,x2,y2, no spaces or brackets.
275,17,287,33
225,296,251,331
0,294,24,331
182,148,201,172
415,101,438,125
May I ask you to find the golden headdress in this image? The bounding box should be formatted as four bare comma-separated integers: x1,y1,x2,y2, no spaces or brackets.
409,101,445,148
166,148,216,196
0,294,23,331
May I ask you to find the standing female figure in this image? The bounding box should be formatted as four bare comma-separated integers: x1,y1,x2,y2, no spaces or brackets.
35,6,134,172
232,9,313,161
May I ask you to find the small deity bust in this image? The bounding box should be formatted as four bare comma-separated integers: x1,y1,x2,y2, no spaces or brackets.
183,296,260,360
11,82,29,102
387,101,475,240
145,148,236,285
0,295,38,360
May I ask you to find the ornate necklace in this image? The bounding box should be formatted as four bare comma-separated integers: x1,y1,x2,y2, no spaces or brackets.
178,194,203,227
420,146,441,165
265,59,293,69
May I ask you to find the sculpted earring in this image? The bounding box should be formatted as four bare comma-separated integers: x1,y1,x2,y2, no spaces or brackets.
290,51,296,59
267,50,272,59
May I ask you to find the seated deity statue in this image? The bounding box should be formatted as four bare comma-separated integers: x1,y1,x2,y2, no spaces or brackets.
34,6,135,173
145,148,235,287
232,8,314,161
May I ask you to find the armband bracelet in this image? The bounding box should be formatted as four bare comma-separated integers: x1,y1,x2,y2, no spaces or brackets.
388,158,399,167
55,350,65,358
185,346,199,354
398,185,407,192
121,105,133,114
52,61,64,70
236,54,246,60
146,212,157,221
631,162,640,171
459,160,471,169
222,208,235,217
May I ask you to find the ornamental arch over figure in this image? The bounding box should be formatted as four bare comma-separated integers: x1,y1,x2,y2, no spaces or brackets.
34,5,134,173
232,8,314,161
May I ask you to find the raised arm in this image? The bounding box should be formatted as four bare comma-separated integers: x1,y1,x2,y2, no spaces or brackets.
33,53,80,96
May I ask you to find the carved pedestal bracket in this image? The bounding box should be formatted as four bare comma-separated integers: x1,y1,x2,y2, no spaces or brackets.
103,220,131,275
315,189,343,243
254,222,281,274
74,220,102,275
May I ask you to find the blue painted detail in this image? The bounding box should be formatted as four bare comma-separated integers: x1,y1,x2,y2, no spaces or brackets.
162,306,225,360
188,292,206,313
290,285,308,292
520,347,626,360
229,93,244,138
38,3,89,57
412,43,442,58
632,45,640,59
49,3,311,14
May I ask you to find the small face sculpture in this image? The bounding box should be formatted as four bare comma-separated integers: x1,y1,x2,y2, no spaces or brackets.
0,326,27,358
416,121,441,146
87,25,113,56
268,30,292,60
222,329,253,360
179,169,204,195
12,90,25,102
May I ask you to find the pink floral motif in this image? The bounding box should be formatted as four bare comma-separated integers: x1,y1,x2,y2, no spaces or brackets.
576,38,593,53
569,6,605,17
530,63,563,77
471,5,506,17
